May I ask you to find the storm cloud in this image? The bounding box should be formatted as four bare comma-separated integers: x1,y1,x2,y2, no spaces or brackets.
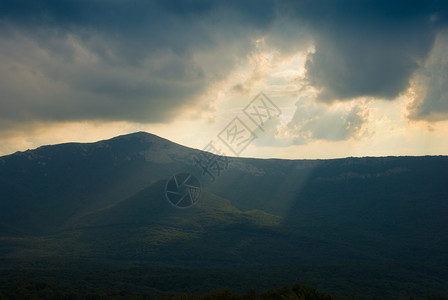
0,0,448,137
407,30,448,121
290,0,447,103
0,0,273,124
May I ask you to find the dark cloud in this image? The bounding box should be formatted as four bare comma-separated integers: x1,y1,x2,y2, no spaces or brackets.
296,0,446,103
0,30,206,123
305,30,431,102
0,0,447,131
0,0,275,125
407,31,448,121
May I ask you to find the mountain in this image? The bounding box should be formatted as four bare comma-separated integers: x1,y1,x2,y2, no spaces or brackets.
0,132,447,299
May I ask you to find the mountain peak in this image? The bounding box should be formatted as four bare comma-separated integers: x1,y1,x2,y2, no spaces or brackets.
113,131,157,139
107,131,164,143
105,131,191,151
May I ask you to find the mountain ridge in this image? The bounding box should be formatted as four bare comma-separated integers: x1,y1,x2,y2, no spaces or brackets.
0,131,447,299
3,131,446,161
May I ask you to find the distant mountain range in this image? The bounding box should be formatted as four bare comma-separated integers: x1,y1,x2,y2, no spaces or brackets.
0,132,447,299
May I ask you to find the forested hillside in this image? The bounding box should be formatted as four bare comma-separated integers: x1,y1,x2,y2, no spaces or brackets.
1,132,447,299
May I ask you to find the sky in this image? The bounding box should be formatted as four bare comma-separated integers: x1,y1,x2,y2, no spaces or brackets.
0,0,448,159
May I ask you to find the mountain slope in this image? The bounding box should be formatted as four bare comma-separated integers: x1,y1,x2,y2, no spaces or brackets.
0,132,197,234
0,132,447,299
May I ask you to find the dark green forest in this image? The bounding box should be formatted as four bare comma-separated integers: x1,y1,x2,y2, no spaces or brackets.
1,272,447,300
1,133,447,299
1,258,447,299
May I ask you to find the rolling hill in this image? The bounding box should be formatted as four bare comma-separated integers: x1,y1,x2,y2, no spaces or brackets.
0,132,447,299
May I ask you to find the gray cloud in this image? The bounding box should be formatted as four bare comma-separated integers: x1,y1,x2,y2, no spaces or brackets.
0,0,447,134
297,0,444,103
0,31,207,123
305,31,431,102
0,0,273,126
407,31,448,121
